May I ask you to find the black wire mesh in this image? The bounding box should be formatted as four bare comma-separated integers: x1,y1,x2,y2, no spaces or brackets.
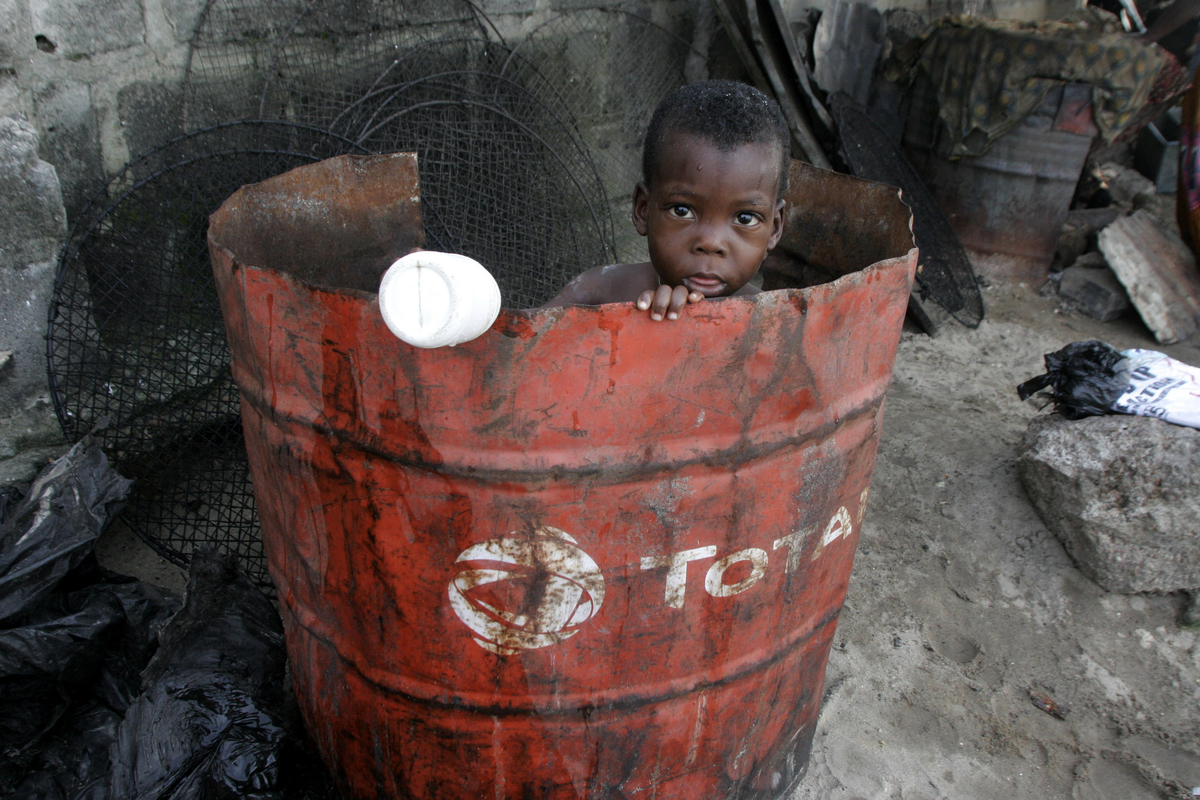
51,1,700,586
47,121,369,584
829,93,984,328
261,36,616,306
182,0,491,128
497,9,701,264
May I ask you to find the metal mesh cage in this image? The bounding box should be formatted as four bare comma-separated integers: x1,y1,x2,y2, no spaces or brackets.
260,35,617,306
47,122,369,582
50,2,678,585
830,93,984,328
182,0,492,128
498,9,700,264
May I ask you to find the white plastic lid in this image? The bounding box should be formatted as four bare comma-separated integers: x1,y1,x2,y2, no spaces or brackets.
378,251,501,348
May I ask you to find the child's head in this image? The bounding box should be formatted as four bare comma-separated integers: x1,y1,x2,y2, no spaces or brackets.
634,80,790,298
642,80,790,201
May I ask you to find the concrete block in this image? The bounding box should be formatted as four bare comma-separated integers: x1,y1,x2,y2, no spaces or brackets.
0,116,67,269
1019,413,1200,593
117,81,183,161
34,81,104,219
0,73,23,117
30,0,145,57
1059,260,1131,322
159,0,208,44
1098,209,1200,344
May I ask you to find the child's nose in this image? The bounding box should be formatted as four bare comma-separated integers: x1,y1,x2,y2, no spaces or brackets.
692,223,727,255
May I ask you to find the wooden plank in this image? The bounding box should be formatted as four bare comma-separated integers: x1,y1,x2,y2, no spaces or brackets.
743,0,832,169
710,0,829,167
761,0,836,137
1097,209,1200,344
709,0,776,98
907,291,951,336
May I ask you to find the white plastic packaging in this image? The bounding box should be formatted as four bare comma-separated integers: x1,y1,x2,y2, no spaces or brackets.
1111,349,1200,429
378,251,501,348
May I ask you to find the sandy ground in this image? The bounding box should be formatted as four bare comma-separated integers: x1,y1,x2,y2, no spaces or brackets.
792,283,1200,800
94,281,1200,799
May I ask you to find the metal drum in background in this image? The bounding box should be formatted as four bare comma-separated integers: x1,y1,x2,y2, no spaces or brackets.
209,153,916,799
904,75,1097,285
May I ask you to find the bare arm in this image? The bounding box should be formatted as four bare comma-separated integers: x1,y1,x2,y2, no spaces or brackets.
542,262,660,308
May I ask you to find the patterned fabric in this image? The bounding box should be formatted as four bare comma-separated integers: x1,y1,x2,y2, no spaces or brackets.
1177,65,1200,249
917,14,1166,158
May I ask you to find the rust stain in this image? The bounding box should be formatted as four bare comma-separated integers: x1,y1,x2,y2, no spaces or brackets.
597,313,622,368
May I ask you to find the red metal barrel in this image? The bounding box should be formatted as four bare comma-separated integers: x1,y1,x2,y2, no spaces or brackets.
209,153,916,799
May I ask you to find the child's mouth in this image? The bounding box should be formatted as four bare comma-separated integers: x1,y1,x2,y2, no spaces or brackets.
683,275,724,293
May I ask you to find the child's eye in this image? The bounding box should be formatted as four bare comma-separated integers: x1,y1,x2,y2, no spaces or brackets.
669,205,693,218
735,212,760,226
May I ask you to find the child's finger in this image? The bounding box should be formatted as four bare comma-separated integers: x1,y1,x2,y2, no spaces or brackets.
649,284,674,320
687,291,704,304
665,285,690,320
636,290,655,311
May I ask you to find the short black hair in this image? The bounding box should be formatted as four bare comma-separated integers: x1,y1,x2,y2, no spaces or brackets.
642,80,790,198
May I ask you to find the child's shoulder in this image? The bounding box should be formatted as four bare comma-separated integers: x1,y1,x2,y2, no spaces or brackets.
543,261,659,308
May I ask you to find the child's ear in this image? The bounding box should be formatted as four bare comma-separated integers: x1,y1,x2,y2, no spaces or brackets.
766,198,787,250
632,182,650,236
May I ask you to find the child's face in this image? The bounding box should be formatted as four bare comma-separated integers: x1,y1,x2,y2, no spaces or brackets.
633,132,785,297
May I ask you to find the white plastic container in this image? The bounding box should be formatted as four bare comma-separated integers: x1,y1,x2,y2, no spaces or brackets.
378,251,502,348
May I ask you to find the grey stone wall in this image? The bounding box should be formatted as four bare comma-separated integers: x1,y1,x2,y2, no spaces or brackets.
2,0,203,482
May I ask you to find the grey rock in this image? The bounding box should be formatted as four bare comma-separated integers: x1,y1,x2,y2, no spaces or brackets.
1055,208,1124,268
0,117,68,459
1065,207,1125,235
29,0,145,57
1096,162,1157,209
1059,261,1131,322
0,116,67,269
1054,224,1088,269
1019,413,1200,593
34,81,104,218
1073,251,1108,269
0,0,28,70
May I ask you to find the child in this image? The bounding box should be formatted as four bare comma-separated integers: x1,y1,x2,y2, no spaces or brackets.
545,80,790,321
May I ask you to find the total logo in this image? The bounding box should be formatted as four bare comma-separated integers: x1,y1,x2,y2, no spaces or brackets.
448,526,606,655
448,494,865,655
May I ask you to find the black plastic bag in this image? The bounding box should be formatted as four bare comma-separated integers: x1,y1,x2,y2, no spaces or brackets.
0,441,179,791
3,701,122,800
1017,340,1130,419
52,559,184,716
0,584,125,754
103,550,287,800
0,484,25,526
0,441,132,625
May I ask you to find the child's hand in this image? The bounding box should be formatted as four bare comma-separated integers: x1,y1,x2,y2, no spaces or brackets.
636,285,704,321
